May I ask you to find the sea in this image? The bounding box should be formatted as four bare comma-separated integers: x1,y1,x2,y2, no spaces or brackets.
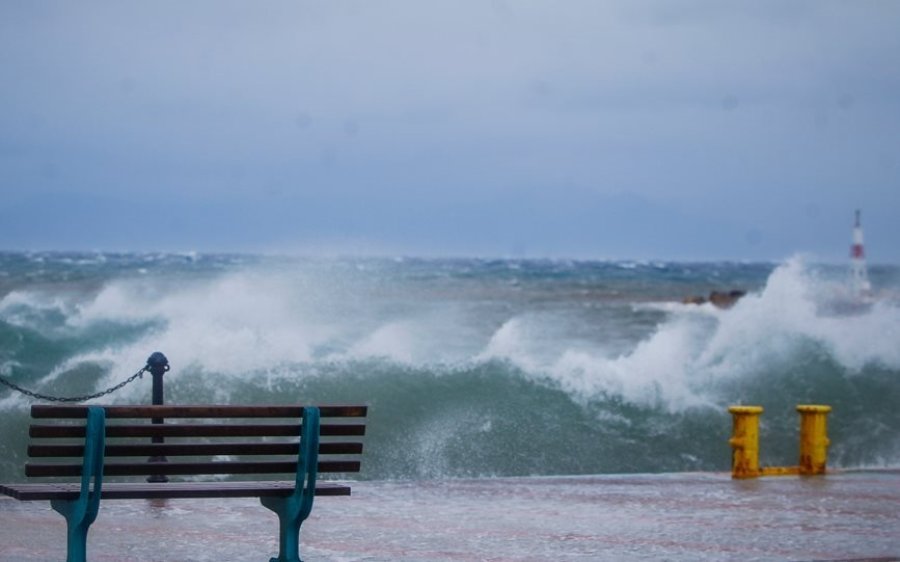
1,251,899,482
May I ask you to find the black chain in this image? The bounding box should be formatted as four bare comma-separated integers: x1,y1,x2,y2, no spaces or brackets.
0,365,148,403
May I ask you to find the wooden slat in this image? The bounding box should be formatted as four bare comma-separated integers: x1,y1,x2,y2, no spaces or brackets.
28,441,363,458
26,460,361,477
32,424,299,438
0,481,351,501
30,423,366,439
31,404,367,419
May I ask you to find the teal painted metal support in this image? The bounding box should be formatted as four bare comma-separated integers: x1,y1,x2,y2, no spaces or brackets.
51,407,106,562
261,406,320,562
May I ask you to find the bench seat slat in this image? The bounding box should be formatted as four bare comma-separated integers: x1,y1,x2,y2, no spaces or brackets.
30,423,366,438
26,460,362,477
0,481,351,501
28,442,363,458
31,405,367,419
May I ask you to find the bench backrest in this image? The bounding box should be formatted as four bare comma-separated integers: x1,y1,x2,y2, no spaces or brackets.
25,404,367,481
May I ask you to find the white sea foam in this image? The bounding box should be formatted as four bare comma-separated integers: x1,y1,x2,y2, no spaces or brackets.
476,256,900,411
346,322,419,364
16,264,474,395
0,290,74,330
74,272,332,380
479,313,717,410
4,255,899,413
704,257,900,372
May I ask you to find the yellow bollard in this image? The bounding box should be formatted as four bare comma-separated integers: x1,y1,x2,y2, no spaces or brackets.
728,406,764,479
797,404,831,475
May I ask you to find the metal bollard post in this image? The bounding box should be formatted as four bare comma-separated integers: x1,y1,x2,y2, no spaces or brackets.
146,352,170,483
797,405,831,476
728,406,763,479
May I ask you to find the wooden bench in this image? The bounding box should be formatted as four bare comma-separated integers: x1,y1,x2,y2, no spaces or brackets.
0,404,367,562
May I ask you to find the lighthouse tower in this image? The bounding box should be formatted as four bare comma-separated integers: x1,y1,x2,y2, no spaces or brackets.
850,210,872,296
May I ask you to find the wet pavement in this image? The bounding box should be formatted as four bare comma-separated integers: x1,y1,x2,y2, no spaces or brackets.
1,470,898,561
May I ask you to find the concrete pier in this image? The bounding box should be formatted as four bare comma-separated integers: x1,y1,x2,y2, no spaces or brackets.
1,470,898,561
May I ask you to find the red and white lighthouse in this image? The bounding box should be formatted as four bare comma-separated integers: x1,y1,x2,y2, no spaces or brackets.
850,210,872,296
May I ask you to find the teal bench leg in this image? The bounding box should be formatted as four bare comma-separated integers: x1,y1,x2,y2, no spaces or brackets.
260,495,305,562
50,499,96,562
50,407,106,562
261,406,319,562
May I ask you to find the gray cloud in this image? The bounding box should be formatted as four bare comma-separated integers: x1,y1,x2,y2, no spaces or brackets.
1,0,898,260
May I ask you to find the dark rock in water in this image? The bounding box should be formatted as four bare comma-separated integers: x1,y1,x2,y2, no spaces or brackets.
683,290,746,309
709,290,746,309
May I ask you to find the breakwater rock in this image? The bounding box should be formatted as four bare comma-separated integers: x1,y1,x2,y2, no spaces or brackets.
682,290,746,309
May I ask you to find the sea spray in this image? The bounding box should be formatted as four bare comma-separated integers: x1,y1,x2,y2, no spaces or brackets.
1,252,898,481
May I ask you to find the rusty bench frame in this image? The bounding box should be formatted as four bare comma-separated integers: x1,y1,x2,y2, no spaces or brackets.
0,404,367,562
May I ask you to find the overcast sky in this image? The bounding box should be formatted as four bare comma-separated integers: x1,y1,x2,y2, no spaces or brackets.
1,1,898,262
